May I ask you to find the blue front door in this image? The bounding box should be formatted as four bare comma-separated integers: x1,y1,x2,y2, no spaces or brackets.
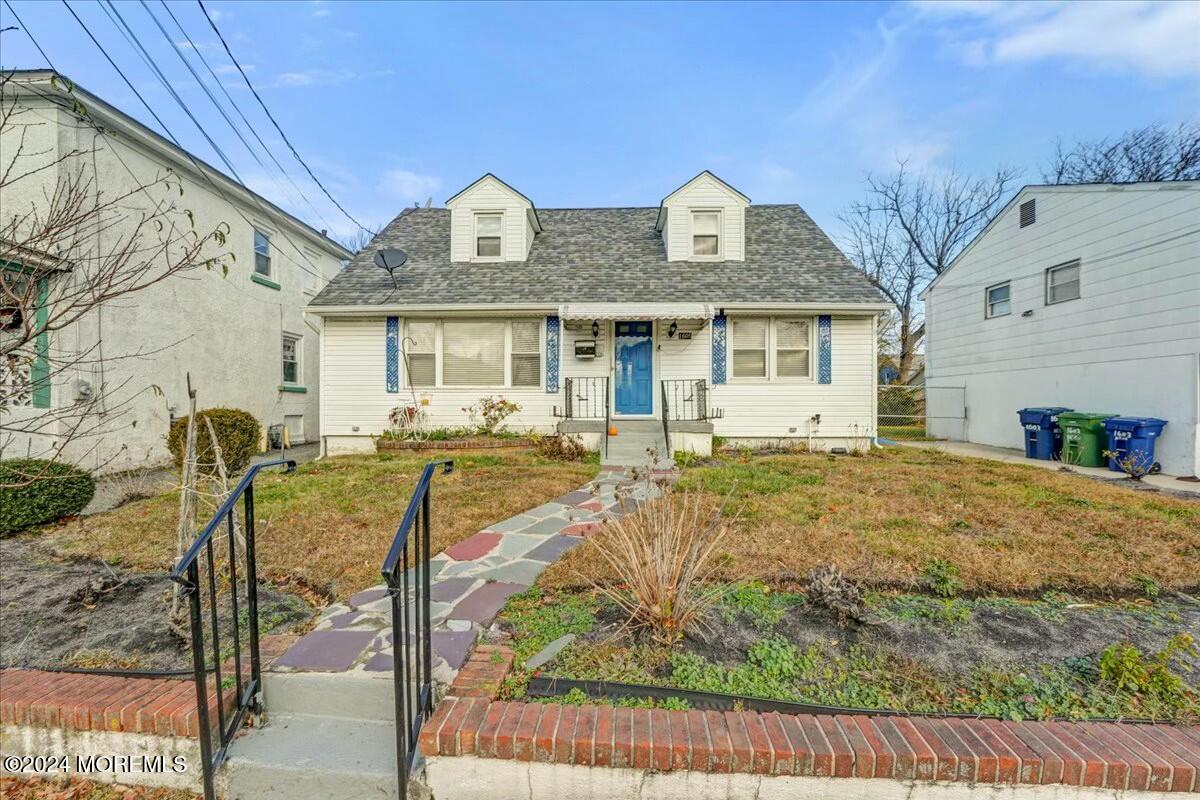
614,321,653,415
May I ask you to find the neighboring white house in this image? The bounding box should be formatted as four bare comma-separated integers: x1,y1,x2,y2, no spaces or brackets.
922,181,1200,478
308,172,890,461
1,71,352,472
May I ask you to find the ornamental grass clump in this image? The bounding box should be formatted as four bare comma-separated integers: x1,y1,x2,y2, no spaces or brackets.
590,482,733,644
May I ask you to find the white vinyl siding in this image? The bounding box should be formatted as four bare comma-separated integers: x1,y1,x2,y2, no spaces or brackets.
985,282,1011,318
447,176,534,262
662,173,747,262
1045,260,1081,305
923,183,1200,476
405,321,436,386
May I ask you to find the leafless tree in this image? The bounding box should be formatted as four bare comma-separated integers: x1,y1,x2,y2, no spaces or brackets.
1045,123,1200,184
1,72,232,487
840,161,1018,382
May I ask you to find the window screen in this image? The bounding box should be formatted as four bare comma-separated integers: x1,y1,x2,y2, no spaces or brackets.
443,320,505,385
731,318,767,378
511,319,541,387
254,230,271,275
692,211,720,256
406,320,436,386
986,282,1011,318
775,319,811,378
1046,261,1080,305
475,214,502,258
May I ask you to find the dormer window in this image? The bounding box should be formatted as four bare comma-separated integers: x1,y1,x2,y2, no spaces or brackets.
691,210,721,258
474,212,503,260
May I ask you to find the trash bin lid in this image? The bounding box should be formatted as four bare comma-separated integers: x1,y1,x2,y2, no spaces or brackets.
1057,412,1118,430
1103,416,1168,431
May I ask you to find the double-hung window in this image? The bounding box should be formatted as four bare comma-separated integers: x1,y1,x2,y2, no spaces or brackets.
281,334,300,385
731,317,813,381
254,230,272,276
474,213,503,259
691,211,721,258
1045,260,1080,305
510,320,541,387
985,282,1011,318
405,321,437,386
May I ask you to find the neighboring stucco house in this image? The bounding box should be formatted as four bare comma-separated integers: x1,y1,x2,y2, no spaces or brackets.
308,172,889,460
923,181,1200,477
1,71,352,472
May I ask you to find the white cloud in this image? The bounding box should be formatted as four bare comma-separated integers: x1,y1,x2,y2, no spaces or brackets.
379,170,442,205
912,0,1200,77
271,68,355,88
214,63,253,75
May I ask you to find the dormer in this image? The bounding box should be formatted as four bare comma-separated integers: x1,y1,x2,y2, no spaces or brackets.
655,171,749,262
446,173,541,263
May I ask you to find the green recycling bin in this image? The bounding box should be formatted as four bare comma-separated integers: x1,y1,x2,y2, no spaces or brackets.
1058,412,1118,467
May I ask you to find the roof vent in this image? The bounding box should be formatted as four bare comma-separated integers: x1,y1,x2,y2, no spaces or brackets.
1019,199,1036,228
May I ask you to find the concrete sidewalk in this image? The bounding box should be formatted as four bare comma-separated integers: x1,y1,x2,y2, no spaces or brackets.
894,439,1200,496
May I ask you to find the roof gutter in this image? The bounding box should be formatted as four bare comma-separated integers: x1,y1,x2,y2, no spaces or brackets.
305,300,893,316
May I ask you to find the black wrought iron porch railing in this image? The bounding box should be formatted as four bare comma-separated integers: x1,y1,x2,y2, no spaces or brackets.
661,379,724,422
169,458,296,800
554,376,608,420
382,459,453,796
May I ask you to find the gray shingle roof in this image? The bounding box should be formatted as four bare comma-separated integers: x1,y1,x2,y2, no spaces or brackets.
311,205,886,307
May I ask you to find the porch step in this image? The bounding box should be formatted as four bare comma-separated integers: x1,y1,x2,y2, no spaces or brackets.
602,420,672,468
221,712,398,799
263,671,395,721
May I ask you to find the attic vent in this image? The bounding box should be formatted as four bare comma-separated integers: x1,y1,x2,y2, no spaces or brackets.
1019,199,1036,228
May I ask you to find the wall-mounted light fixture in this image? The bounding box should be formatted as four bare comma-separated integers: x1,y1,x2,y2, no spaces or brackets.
591,320,600,338
668,320,678,338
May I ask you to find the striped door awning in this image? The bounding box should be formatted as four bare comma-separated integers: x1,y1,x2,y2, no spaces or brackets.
558,303,713,321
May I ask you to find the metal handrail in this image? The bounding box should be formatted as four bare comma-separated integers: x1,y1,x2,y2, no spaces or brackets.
603,380,611,459
382,459,453,796
660,381,671,457
169,457,295,800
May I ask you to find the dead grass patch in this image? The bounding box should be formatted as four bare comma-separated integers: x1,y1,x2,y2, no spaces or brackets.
542,448,1200,596
46,450,596,601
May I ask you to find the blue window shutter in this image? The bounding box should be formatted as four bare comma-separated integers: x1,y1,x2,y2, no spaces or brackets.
545,315,560,393
711,314,727,384
818,315,832,384
385,316,399,393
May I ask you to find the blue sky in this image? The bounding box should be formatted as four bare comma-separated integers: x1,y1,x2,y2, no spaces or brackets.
2,1,1198,244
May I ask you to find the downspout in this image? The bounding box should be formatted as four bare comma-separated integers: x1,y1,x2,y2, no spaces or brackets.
872,312,880,448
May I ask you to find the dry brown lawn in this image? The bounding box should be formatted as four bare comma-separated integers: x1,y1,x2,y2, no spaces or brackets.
45,449,596,601
542,447,1200,596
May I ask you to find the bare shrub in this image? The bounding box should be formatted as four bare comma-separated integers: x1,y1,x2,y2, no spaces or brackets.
805,565,866,625
534,432,589,462
589,483,732,643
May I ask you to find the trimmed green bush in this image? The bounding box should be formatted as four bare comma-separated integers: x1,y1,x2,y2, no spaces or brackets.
0,458,96,535
167,407,261,475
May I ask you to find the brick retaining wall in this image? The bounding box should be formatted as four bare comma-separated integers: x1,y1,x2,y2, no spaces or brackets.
420,645,1200,794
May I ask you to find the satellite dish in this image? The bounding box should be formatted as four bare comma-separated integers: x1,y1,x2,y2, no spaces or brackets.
374,248,407,288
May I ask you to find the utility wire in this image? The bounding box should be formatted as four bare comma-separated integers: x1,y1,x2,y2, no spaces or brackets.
150,0,338,236
61,0,332,285
197,0,375,237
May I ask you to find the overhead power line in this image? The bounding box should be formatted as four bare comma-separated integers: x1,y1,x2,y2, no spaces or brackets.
196,0,375,237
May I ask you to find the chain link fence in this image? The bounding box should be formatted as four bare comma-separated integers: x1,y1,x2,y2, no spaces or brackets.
878,385,966,441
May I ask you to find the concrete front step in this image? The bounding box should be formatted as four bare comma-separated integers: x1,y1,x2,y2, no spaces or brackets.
221,712,399,800
263,671,397,721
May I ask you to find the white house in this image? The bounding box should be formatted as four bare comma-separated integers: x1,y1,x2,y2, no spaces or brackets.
308,172,890,462
922,181,1200,478
1,71,352,472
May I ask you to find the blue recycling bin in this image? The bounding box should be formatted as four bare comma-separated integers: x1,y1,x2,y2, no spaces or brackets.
1018,407,1073,460
1103,417,1168,473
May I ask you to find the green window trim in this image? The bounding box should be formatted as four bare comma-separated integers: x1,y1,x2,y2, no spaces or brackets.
251,273,281,291
278,385,307,393
2,260,51,409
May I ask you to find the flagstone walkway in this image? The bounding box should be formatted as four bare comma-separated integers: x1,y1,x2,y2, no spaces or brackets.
269,466,662,683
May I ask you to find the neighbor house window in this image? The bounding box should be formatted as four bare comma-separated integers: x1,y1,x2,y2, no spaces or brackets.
510,319,541,387
474,213,503,259
443,319,505,385
281,334,300,385
691,210,721,257
731,318,767,378
1045,260,1080,305
775,319,812,378
985,281,1011,318
405,320,436,386
254,230,272,276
